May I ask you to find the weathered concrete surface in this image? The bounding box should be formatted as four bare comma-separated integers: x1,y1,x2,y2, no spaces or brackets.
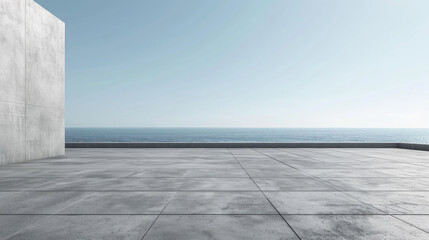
0,148,429,239
25,0,65,109
25,105,64,160
0,102,25,165
0,0,26,165
7,215,156,240
0,0,25,104
0,0,64,165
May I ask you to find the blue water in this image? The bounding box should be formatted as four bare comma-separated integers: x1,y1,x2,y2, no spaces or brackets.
65,128,429,144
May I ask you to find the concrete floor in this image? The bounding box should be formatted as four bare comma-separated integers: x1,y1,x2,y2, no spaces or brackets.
1,148,429,239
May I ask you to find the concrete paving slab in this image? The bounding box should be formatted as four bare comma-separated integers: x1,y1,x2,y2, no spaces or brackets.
0,168,77,178
0,192,14,200
180,178,258,191
325,177,429,191
301,168,395,178
283,161,348,169
284,215,429,240
143,215,299,240
245,168,310,178
163,192,277,214
349,191,429,214
32,177,117,191
239,159,285,168
0,215,45,240
60,192,174,214
130,169,190,177
73,170,138,178
254,177,336,191
6,215,156,240
0,177,57,190
265,191,383,214
97,177,186,191
0,191,89,214
185,168,248,178
35,177,186,191
395,215,429,233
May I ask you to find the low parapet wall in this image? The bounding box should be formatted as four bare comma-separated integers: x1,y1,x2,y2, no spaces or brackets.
398,143,429,151
65,142,399,148
65,142,429,151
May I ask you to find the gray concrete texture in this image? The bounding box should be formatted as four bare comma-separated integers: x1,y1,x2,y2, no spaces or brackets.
0,0,65,165
0,148,429,239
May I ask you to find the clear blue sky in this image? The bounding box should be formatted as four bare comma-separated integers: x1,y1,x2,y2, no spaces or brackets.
36,0,429,128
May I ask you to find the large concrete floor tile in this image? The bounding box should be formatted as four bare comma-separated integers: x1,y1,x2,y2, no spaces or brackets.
265,192,383,214
246,168,309,178
131,169,190,177
167,162,242,169
325,178,429,191
134,162,240,170
285,162,347,169
229,148,258,154
335,162,420,169
143,215,299,240
74,170,138,178
349,192,429,214
0,191,89,214
395,215,429,233
185,168,248,178
0,177,57,190
0,168,78,178
302,169,394,178
34,177,186,191
0,192,14,200
60,192,174,214
255,178,336,191
284,215,429,240
33,177,113,191
238,159,285,168
0,215,45,240
381,168,429,177
180,178,258,191
7,215,156,240
163,192,276,214
100,177,186,191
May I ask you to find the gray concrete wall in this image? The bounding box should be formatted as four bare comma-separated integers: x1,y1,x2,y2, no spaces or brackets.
0,0,64,165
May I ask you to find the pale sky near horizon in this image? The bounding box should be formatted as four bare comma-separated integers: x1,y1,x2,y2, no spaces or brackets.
36,0,429,128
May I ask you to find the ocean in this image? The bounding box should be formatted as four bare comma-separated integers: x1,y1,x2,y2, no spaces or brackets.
65,128,429,144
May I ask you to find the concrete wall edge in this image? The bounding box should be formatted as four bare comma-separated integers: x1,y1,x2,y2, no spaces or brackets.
398,143,429,152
